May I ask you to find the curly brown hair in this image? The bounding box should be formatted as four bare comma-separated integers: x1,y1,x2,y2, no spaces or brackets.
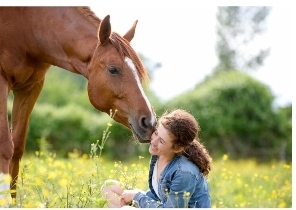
158,109,212,177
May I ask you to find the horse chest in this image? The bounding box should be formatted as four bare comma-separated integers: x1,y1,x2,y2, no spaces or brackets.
7,62,50,89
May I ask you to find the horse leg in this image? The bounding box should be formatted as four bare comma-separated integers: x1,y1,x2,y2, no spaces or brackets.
9,79,45,198
0,74,14,206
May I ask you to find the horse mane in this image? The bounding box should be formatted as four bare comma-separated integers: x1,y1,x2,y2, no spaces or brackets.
77,7,149,84
77,6,101,27
110,32,149,84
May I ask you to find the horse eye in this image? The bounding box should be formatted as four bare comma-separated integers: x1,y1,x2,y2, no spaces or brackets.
108,66,120,75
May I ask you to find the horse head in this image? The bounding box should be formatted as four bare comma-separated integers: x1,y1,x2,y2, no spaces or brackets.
87,15,156,143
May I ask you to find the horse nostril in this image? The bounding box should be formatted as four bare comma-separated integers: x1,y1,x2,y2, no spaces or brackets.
140,116,148,129
141,115,156,131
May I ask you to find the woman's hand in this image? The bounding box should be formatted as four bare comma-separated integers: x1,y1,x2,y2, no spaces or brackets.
121,189,140,203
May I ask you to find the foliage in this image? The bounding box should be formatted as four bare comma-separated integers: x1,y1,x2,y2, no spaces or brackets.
6,42,290,162
163,70,288,161
1,153,291,208
37,66,96,111
21,103,113,156
7,69,291,161
274,104,292,162
210,154,291,208
6,101,150,160
101,122,150,160
215,6,271,72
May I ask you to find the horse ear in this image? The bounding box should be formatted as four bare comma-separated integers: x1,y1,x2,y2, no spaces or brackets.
98,15,111,45
123,20,138,42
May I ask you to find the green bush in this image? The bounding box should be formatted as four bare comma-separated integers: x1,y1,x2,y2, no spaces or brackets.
7,69,291,162
274,104,292,162
25,103,105,156
102,122,150,160
164,70,289,161
37,66,95,112
18,103,148,160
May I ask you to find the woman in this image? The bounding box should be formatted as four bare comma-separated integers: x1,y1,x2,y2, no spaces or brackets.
101,109,212,208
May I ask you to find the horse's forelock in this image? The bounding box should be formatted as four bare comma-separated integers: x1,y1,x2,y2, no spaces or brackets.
110,32,149,84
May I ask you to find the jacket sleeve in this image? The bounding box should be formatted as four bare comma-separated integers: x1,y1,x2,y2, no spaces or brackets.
133,191,163,208
133,171,197,208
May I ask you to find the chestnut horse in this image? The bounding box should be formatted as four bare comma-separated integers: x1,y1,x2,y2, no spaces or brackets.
0,7,156,203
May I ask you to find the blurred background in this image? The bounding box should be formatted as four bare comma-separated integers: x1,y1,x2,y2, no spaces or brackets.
8,5,292,163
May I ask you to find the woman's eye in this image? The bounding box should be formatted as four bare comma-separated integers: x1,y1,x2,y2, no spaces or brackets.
108,66,120,75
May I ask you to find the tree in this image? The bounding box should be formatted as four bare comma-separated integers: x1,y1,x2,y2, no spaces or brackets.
214,6,271,72
163,71,285,161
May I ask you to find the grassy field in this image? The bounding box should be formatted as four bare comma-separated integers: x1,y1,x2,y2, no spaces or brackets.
0,150,291,208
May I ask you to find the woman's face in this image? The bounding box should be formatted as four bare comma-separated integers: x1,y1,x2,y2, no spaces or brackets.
149,123,177,158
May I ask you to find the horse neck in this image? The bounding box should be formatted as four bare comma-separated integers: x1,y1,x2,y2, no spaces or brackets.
27,7,99,78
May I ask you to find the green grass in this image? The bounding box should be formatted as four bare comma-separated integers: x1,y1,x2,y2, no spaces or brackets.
210,154,292,208
1,151,291,208
0,122,292,207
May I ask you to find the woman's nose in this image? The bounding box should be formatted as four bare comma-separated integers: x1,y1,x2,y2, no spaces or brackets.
150,137,154,143
150,132,156,141
150,136,158,144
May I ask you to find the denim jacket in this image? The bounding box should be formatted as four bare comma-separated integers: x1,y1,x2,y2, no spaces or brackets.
133,155,211,208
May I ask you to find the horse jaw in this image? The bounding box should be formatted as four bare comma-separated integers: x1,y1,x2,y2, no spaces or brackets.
130,127,152,143
111,111,154,144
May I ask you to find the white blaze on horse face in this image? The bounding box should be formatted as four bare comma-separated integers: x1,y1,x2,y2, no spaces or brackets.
125,57,156,125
